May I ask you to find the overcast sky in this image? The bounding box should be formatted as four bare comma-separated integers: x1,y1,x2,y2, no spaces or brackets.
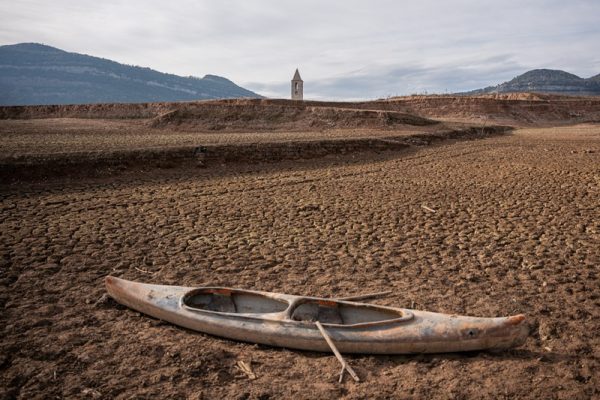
1,0,599,99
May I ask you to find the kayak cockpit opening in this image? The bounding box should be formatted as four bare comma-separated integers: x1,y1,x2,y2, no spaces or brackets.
182,288,289,314
181,288,414,326
290,299,412,326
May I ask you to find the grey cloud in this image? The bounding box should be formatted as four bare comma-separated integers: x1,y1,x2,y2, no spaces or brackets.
248,56,527,100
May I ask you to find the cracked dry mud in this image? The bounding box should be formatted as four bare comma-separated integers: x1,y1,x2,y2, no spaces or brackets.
1,124,599,399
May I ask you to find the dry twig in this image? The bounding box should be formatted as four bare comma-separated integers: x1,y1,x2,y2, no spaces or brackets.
337,290,392,302
421,204,436,213
315,321,360,383
134,266,154,274
235,360,256,380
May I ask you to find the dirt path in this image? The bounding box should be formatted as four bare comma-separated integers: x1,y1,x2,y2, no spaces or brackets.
1,125,598,399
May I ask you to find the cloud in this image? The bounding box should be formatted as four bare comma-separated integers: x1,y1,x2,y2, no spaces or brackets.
249,55,528,100
1,0,599,99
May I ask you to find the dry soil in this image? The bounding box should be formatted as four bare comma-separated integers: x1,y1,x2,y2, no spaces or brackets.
1,122,599,399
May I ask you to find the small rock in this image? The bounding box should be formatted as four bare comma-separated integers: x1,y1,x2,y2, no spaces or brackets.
82,388,102,399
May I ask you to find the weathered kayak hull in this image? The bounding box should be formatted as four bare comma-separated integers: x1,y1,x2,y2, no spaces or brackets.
105,276,528,354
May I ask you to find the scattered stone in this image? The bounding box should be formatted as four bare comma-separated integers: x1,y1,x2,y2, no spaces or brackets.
81,388,102,399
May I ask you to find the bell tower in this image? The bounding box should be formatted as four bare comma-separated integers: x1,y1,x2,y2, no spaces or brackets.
291,68,303,100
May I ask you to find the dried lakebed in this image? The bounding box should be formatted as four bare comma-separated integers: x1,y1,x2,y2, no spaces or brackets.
0,124,599,399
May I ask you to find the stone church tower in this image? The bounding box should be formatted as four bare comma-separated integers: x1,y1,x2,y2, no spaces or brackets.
291,69,303,100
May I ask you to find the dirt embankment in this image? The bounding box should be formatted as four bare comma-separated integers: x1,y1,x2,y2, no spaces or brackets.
1,97,519,183
4,93,595,182
373,94,600,124
0,102,165,120
149,103,437,131
0,125,511,183
1,94,599,125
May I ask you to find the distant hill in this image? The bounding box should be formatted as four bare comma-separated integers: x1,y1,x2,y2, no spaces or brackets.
0,43,262,105
463,69,600,96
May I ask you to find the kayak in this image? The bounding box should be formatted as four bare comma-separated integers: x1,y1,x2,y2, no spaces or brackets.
105,276,528,354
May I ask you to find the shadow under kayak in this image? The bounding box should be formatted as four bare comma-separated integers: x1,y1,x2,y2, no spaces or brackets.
105,276,529,354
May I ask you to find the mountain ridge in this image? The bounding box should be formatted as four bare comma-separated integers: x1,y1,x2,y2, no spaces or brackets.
463,68,600,96
0,43,262,105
